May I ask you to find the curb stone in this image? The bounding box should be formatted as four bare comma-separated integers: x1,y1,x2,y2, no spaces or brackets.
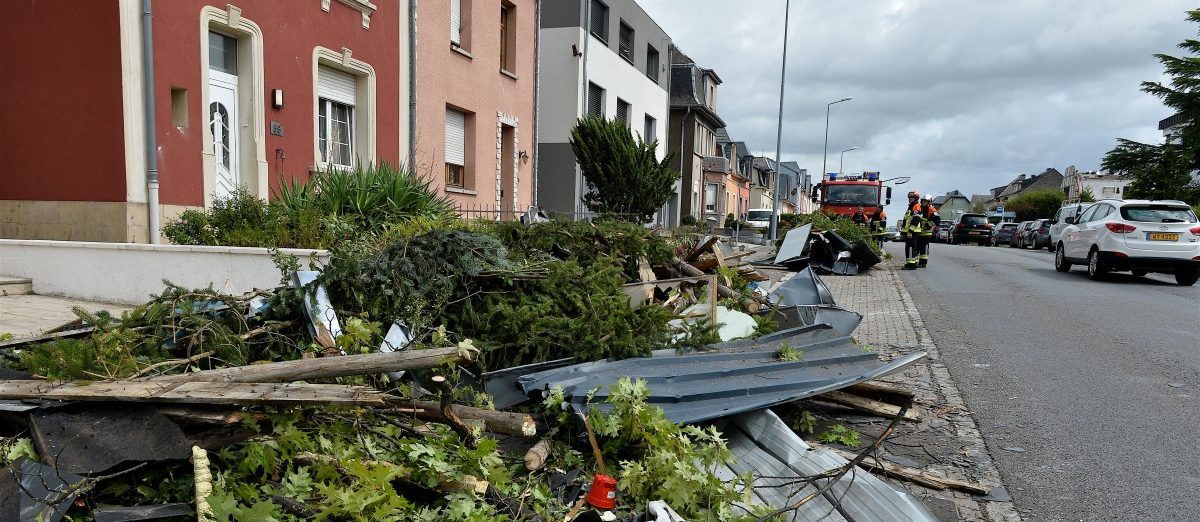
883,263,1022,522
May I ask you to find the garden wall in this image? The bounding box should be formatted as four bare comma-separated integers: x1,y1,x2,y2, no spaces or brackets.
0,240,329,305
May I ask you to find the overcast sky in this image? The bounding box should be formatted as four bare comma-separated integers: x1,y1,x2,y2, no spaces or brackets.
639,0,1196,217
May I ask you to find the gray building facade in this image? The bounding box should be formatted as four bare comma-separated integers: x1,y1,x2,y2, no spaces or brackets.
537,0,674,223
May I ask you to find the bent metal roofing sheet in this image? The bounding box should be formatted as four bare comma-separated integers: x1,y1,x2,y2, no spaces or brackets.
517,325,926,425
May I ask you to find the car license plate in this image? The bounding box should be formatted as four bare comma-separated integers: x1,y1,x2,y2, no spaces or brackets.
970,231,980,235
1148,232,1180,241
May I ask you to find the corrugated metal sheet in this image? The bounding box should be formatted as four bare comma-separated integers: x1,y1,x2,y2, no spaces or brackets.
517,324,926,425
769,267,836,307
717,409,937,521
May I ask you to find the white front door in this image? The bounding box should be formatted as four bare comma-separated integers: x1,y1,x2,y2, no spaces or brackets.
208,71,239,199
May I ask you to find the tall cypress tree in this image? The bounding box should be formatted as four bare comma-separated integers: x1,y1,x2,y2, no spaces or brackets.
570,116,679,223
1101,10,1200,204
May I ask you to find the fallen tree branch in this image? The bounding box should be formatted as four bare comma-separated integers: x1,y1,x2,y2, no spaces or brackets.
389,401,537,438
147,347,465,383
432,375,476,449
0,380,391,407
295,452,488,495
130,350,216,379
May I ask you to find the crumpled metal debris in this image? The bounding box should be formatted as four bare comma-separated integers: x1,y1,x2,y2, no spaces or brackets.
0,458,84,522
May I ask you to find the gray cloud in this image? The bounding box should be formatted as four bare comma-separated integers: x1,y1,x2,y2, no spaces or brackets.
639,0,1194,215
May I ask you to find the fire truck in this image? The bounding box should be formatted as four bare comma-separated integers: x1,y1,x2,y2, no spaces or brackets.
809,171,892,218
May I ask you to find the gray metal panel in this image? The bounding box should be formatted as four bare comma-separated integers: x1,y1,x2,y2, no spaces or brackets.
517,325,927,425
775,224,811,265
723,432,848,521
541,0,583,28
768,305,863,338
726,409,937,522
769,267,836,307
535,142,580,214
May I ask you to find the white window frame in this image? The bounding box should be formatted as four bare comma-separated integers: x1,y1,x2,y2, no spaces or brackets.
311,47,376,172
705,183,719,212
318,96,355,169
445,107,468,188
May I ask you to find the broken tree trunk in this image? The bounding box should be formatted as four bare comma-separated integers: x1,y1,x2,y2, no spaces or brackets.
0,380,390,407
817,390,921,422
148,347,464,383
393,400,537,437
671,260,743,300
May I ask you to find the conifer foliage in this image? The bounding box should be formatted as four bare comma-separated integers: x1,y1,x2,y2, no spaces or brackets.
1101,9,1200,204
570,116,680,222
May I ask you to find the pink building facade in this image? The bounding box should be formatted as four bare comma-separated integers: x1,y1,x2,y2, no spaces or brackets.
415,0,538,216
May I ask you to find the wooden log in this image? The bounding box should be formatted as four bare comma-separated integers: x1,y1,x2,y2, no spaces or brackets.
394,400,538,437
524,439,552,471
0,380,390,407
149,347,464,383
689,257,720,272
672,261,743,300
828,448,990,495
817,390,921,422
844,381,917,403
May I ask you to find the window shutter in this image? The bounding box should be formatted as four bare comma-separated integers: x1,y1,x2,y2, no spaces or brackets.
587,83,603,117
317,66,356,106
451,0,462,45
445,109,466,165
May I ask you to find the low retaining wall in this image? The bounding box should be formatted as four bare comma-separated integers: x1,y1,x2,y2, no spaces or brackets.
0,240,329,305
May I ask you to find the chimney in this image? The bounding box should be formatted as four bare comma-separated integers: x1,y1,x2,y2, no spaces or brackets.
1017,174,1026,180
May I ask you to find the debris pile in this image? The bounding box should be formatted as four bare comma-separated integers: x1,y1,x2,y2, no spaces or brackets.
0,220,964,521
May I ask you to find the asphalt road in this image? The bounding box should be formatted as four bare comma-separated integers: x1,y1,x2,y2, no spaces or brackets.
887,239,1200,521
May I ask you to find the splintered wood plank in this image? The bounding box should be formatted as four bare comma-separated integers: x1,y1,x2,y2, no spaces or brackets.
0,380,389,407
817,390,921,422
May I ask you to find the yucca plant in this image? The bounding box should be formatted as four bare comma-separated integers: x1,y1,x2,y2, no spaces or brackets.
274,161,456,230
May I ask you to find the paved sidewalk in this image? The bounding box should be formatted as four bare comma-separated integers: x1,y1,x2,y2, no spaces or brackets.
0,294,130,338
818,256,1020,521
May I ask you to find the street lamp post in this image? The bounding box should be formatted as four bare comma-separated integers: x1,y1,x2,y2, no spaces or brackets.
767,0,791,241
821,97,853,181
838,146,858,175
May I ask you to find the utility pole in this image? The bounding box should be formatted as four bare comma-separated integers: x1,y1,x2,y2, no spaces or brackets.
768,0,791,241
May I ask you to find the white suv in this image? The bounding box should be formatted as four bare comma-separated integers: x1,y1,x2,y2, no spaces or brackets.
1054,199,1200,285
1048,202,1093,251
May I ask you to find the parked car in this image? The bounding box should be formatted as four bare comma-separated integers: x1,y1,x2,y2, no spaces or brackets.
1049,203,1094,248
1054,199,1200,285
935,225,951,243
1009,221,1034,248
951,213,993,245
1028,219,1052,250
990,222,1020,246
885,226,903,242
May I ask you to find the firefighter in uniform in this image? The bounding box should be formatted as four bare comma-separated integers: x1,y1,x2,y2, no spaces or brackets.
917,194,938,268
871,208,888,248
901,191,923,270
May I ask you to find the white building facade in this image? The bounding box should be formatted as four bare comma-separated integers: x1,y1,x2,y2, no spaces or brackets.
537,0,674,224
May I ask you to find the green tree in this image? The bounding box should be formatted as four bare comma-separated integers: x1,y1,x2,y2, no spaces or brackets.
1100,9,1200,204
570,116,679,223
1007,189,1064,221
1079,186,1097,202
969,201,987,214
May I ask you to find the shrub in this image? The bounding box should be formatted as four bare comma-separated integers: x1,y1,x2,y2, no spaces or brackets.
164,162,454,249
570,115,680,223
777,212,882,256
1007,188,1064,221
680,215,698,227
724,213,737,229
274,162,455,230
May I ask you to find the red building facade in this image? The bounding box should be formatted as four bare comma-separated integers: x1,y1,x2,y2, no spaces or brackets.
0,0,407,242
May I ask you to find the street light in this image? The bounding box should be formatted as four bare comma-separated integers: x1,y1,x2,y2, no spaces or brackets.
882,176,911,185
767,0,792,241
838,147,858,175
821,97,853,183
